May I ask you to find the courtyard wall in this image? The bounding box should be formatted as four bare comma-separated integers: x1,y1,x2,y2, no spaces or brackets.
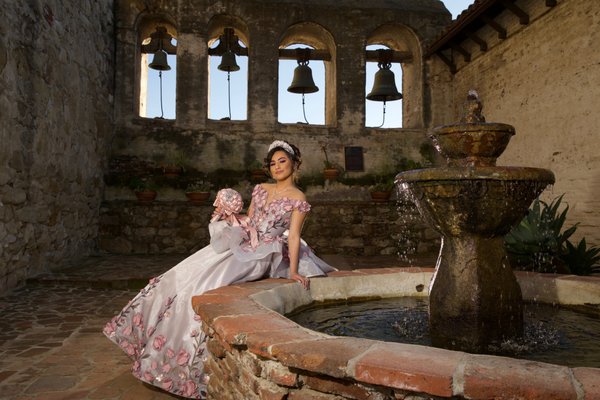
448,0,600,245
0,1,115,293
98,199,440,260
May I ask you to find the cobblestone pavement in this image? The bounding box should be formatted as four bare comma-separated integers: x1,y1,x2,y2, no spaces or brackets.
0,253,422,400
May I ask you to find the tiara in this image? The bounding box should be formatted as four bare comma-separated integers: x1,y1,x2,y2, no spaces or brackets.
268,140,294,156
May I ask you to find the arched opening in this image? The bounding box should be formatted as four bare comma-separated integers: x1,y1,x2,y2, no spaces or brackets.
207,16,250,121
139,22,177,119
278,44,325,125
366,24,423,129
278,22,336,126
365,44,403,128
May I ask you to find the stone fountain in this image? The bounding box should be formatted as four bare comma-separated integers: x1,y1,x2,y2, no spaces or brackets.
395,91,555,352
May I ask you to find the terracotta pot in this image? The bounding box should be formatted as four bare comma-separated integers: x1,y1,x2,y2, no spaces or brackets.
323,168,339,181
370,190,392,202
135,190,157,204
162,165,183,178
185,191,211,205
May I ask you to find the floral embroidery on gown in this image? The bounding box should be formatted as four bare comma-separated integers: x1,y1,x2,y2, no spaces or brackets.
103,185,336,398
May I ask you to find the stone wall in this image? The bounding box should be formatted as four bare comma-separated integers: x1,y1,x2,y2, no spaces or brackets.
0,1,114,293
98,199,440,259
110,0,451,184
448,0,600,245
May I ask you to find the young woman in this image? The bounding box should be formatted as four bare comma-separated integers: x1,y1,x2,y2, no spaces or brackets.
103,140,335,398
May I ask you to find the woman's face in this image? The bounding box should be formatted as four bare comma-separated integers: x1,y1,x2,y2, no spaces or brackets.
269,150,294,181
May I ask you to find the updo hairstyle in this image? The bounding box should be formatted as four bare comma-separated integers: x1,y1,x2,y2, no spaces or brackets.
263,141,302,175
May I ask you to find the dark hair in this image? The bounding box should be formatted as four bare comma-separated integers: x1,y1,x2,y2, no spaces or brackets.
263,141,302,174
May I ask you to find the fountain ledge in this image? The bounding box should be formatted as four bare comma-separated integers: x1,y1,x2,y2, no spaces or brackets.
192,268,600,399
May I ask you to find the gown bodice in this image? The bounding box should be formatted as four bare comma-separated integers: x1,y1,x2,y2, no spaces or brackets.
245,184,311,246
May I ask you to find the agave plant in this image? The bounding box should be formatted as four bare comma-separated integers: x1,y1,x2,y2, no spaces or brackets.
561,238,600,276
504,195,577,273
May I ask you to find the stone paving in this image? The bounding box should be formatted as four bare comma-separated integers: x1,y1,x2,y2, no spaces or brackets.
0,255,188,400
0,253,413,400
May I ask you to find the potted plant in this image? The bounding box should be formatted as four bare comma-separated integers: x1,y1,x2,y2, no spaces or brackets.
248,160,267,183
129,176,158,204
160,151,187,178
321,145,340,181
369,176,394,202
185,180,212,205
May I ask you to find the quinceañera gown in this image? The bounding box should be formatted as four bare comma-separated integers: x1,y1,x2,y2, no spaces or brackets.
103,185,335,398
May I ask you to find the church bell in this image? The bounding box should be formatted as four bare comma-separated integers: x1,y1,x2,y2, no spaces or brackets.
366,67,401,102
218,49,240,72
287,63,319,94
149,49,171,71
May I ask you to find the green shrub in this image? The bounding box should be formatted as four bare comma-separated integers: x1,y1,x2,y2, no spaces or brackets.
504,195,575,272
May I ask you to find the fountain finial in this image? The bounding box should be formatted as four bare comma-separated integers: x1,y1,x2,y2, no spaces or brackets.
461,89,486,123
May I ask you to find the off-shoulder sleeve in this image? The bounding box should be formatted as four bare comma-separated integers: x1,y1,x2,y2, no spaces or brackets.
294,200,311,213
252,184,263,197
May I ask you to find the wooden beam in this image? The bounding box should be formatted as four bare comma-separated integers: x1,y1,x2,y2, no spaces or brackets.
435,52,457,74
278,48,331,61
141,27,177,55
277,49,413,63
207,46,248,57
207,28,249,57
464,29,488,52
365,50,413,63
546,0,557,6
141,42,177,55
481,15,507,39
450,42,471,62
500,0,529,24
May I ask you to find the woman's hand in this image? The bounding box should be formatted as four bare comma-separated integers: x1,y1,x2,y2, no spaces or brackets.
290,273,310,290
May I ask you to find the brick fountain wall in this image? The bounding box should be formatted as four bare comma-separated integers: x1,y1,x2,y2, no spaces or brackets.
192,270,600,400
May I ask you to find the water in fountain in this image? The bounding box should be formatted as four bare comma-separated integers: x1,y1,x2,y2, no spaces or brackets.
287,297,600,368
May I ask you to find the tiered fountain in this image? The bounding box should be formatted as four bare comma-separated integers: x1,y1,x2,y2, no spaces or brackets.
396,91,555,352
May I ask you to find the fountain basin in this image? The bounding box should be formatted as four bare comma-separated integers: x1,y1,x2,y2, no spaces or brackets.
396,166,555,236
396,166,555,351
431,122,515,167
192,269,600,399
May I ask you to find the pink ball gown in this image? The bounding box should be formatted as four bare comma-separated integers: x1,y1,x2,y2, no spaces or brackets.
103,185,335,398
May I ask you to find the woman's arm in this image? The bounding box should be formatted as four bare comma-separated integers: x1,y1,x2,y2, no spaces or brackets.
287,208,310,289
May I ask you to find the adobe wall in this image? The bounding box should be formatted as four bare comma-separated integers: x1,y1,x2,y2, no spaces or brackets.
449,0,600,245
0,1,115,293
